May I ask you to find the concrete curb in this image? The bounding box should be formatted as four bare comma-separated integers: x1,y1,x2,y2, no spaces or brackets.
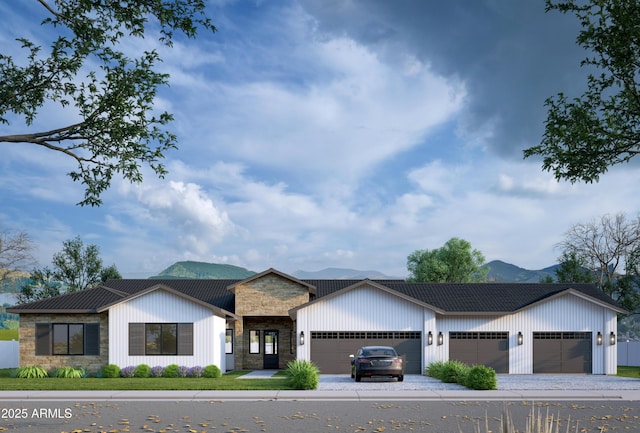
1,389,639,402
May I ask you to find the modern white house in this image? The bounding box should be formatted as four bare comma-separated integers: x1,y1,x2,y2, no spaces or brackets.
8,268,626,375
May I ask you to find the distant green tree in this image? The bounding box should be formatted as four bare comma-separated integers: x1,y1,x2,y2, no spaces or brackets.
407,238,488,283
18,236,120,303
555,251,595,283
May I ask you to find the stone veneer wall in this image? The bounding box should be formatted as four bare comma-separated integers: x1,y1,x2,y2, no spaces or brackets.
18,313,109,374
241,317,295,370
233,274,309,369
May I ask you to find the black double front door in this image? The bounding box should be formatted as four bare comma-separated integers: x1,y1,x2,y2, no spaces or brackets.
263,330,279,369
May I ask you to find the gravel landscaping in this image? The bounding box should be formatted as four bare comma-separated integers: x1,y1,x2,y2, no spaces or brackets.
317,374,640,391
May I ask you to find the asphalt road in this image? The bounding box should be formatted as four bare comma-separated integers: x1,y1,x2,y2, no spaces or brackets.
1,400,640,432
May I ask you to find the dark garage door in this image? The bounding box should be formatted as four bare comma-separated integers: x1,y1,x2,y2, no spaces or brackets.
533,332,592,373
449,332,509,373
310,331,422,374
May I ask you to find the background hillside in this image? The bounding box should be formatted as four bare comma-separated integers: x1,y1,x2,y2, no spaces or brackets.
149,261,255,279
151,260,560,282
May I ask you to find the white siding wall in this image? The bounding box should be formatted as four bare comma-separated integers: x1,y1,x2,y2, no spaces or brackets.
298,288,619,375
108,290,226,371
297,286,424,362
437,294,618,374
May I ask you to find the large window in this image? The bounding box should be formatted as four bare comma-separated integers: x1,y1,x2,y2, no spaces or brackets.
128,323,193,356
36,323,100,356
145,324,177,355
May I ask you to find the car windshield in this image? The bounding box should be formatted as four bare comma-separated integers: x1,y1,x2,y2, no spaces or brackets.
363,348,396,357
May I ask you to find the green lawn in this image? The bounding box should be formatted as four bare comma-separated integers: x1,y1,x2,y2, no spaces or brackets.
0,369,294,390
0,329,18,340
617,366,640,378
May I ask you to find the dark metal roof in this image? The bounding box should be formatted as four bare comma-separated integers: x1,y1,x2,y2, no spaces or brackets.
7,278,625,314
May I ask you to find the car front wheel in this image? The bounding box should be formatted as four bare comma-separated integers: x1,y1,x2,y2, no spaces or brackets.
397,375,404,382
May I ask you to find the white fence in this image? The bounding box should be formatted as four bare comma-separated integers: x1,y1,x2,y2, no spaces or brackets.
618,340,640,367
0,340,18,368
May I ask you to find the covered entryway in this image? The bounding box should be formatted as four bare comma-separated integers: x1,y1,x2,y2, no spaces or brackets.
533,331,592,373
449,332,509,373
310,331,422,374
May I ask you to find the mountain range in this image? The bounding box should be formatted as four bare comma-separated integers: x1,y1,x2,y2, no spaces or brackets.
150,260,561,282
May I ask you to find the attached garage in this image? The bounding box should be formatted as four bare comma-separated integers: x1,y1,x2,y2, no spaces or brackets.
310,331,422,374
533,332,592,373
449,332,509,373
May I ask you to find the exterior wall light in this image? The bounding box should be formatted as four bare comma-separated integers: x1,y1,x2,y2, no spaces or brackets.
437,331,444,346
299,331,305,346
610,331,616,346
517,331,523,345
596,331,603,345
427,331,433,345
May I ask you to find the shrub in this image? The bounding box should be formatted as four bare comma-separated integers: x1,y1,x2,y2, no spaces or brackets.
120,366,136,378
177,365,190,377
16,365,48,379
102,364,121,378
55,366,85,378
203,365,221,378
425,360,447,379
163,364,180,378
134,364,151,378
188,366,204,378
441,360,469,384
286,359,319,390
150,365,165,378
464,365,497,390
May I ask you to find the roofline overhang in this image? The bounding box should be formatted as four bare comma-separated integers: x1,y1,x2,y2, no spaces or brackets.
289,280,445,319
96,283,240,320
517,288,628,315
227,268,317,295
7,309,98,314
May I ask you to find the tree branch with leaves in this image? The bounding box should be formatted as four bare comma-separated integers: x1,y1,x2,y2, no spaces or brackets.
0,0,216,205
524,0,640,182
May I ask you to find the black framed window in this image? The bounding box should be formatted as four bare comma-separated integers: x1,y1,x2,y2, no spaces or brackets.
129,323,193,356
249,330,260,354
36,323,100,356
225,329,233,354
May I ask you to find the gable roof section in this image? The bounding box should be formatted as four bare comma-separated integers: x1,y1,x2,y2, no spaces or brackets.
95,283,238,319
226,268,317,295
8,273,626,316
7,286,129,313
383,282,627,314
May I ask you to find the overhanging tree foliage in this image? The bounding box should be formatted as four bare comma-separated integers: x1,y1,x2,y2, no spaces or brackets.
407,237,488,283
0,1,216,206
524,0,640,182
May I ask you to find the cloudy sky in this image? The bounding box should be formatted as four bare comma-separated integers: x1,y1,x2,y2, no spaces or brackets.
1,1,639,278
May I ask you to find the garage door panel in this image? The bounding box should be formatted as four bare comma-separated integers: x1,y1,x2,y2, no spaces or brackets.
449,332,509,374
533,332,592,374
310,331,422,374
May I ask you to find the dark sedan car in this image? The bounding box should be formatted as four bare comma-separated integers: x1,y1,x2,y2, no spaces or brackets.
350,345,404,382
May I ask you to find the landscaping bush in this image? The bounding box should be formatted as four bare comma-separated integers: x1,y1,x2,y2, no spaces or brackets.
286,359,319,390
163,364,180,378
464,365,497,390
150,365,165,378
15,365,48,378
102,364,121,378
188,366,204,378
425,360,447,379
203,365,221,378
441,360,469,384
120,366,136,378
177,365,190,377
55,367,85,378
134,364,151,378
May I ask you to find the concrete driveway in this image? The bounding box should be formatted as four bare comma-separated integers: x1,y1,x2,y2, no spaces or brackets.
318,374,640,391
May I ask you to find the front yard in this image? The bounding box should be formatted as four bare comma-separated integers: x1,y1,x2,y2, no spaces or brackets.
0,369,293,390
